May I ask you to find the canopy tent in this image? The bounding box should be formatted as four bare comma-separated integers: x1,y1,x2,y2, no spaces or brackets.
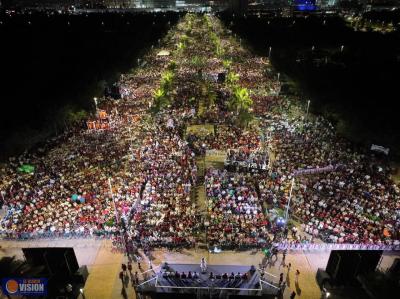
71,194,85,203
17,164,35,174
157,50,170,56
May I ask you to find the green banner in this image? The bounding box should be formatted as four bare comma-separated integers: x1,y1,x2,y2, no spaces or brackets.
17,164,35,174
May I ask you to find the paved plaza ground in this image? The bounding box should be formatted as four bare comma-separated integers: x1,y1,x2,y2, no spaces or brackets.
1,238,399,299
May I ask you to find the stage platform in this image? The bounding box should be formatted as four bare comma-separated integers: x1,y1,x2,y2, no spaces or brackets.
157,263,261,291
136,263,281,298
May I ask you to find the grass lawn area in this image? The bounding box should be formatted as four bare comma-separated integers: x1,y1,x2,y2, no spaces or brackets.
186,124,215,136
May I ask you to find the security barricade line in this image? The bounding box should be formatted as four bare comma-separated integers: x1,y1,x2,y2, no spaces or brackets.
274,243,400,251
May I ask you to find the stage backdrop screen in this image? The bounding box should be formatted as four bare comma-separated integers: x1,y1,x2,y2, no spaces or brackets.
294,0,317,11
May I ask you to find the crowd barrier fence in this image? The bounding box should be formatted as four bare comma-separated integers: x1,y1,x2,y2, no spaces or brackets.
274,242,400,251
0,230,118,241
1,231,399,251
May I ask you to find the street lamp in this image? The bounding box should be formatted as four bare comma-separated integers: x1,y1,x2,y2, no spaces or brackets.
277,72,280,81
284,177,295,226
108,178,119,224
306,100,311,119
93,97,98,111
202,143,207,167
204,219,210,262
128,127,134,158
268,46,272,58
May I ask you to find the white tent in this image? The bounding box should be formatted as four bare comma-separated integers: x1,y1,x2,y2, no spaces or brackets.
157,50,170,56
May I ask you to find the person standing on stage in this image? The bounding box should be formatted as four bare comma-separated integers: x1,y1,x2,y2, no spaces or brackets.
200,257,207,273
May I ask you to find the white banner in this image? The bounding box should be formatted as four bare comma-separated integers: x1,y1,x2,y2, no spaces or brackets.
293,165,336,177
274,242,399,251
371,144,389,155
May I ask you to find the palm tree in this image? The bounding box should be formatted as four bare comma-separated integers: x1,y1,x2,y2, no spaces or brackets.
209,32,218,45
161,70,174,91
180,34,189,45
176,42,185,52
226,72,239,87
216,45,225,58
228,87,253,114
191,56,206,71
223,59,232,71
151,88,170,114
235,87,253,111
153,88,165,100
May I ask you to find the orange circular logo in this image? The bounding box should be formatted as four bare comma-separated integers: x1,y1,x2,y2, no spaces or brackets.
5,279,18,294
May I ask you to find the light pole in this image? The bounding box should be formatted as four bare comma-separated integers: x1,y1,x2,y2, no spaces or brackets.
93,97,98,111
108,177,120,224
202,143,207,171
204,220,210,263
306,100,311,120
268,46,272,59
128,127,134,159
284,177,295,225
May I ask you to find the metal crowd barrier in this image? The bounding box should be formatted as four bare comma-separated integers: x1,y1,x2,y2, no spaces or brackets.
275,242,400,251
1,231,399,251
0,230,117,241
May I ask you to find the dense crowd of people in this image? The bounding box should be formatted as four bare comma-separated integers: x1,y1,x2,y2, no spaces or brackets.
1,14,399,250
187,125,260,155
0,15,201,248
205,169,270,249
225,149,268,172
255,113,400,245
